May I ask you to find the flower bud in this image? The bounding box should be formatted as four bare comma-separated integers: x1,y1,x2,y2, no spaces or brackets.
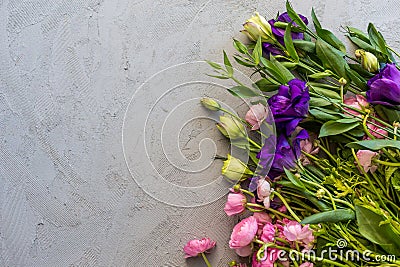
355,49,379,73
241,12,276,42
222,154,253,182
217,115,246,140
200,97,220,111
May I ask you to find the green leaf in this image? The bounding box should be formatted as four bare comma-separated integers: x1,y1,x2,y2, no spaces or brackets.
316,28,346,53
269,55,295,83
252,37,263,65
223,50,233,76
301,209,355,224
234,56,256,67
293,40,316,53
286,1,308,30
355,204,400,255
319,120,359,137
315,39,348,79
375,105,400,124
346,67,368,90
254,79,280,92
346,26,370,43
308,72,331,79
206,60,223,70
347,36,377,53
385,166,397,183
346,140,400,150
348,63,374,78
260,57,287,84
228,86,259,98
284,168,305,189
310,109,341,121
367,23,387,54
311,8,321,30
310,85,341,100
284,23,299,62
233,39,248,54
206,74,229,79
336,118,359,124
309,97,332,107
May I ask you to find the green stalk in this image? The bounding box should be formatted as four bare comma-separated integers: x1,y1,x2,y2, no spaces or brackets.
201,253,212,267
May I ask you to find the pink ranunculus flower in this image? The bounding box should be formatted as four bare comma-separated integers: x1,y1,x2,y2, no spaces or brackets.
356,150,379,173
253,212,272,225
283,221,314,245
245,103,268,130
251,249,280,267
299,262,314,267
257,179,273,208
183,237,216,258
260,222,276,243
254,212,272,235
224,191,247,216
343,95,369,117
229,216,258,256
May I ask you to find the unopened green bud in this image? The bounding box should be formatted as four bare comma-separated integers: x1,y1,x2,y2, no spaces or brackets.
200,97,220,111
222,154,253,182
339,77,347,86
355,49,379,73
241,12,276,43
217,115,246,140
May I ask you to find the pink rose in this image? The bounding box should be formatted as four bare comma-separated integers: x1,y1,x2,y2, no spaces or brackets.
245,103,268,130
229,216,258,256
224,192,247,216
344,95,368,117
183,237,216,258
283,221,314,245
260,222,276,243
257,179,273,208
299,263,314,267
356,150,378,173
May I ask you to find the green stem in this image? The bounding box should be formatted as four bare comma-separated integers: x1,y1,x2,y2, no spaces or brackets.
201,253,212,267
273,191,301,222
373,159,400,167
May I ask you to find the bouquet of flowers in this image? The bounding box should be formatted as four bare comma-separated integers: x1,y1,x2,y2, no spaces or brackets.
183,1,400,266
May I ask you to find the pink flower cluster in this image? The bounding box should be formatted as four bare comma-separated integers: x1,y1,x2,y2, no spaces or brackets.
229,215,314,266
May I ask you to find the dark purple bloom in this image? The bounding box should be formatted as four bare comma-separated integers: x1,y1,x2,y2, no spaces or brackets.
367,63,400,107
257,129,309,178
262,12,308,55
268,79,310,136
268,12,309,41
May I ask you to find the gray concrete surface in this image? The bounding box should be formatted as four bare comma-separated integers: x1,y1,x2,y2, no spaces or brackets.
1,0,399,266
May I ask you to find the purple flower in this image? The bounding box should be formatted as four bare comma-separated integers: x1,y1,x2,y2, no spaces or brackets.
257,129,309,178
262,12,308,55
367,63,400,107
269,12,308,40
268,79,310,136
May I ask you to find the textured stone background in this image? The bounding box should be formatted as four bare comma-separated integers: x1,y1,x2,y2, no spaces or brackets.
1,0,399,266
